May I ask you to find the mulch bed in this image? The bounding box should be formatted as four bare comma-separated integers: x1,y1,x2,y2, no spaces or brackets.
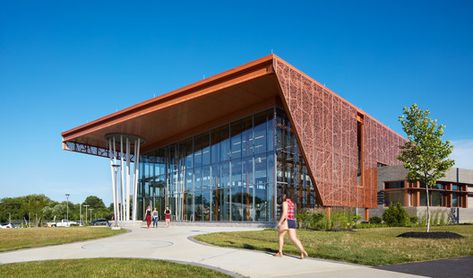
397,232,464,239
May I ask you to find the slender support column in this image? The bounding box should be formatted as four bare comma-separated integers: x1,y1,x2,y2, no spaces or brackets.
133,138,141,221
364,208,369,221
120,136,125,221
108,138,117,225
106,134,142,224
126,137,131,221
111,137,119,226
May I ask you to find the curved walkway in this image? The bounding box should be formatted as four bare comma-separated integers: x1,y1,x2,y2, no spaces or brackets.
0,225,425,278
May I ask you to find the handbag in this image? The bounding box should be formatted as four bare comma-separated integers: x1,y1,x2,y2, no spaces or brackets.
278,219,288,232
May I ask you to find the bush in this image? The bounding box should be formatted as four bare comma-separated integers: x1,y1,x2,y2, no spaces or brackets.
296,213,309,229
296,212,326,230
369,216,382,224
331,212,351,231
352,214,362,224
409,216,418,225
298,208,376,231
382,202,409,227
308,213,326,230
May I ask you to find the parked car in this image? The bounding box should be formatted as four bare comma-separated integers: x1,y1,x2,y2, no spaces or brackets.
0,223,13,229
91,219,110,227
48,219,79,227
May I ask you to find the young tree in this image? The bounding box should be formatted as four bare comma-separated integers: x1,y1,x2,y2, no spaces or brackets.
398,104,454,232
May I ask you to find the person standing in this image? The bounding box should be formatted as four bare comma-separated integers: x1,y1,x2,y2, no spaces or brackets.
275,190,308,259
152,208,159,228
164,207,171,227
145,205,152,229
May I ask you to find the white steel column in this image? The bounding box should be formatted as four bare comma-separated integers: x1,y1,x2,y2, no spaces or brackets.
125,137,131,221
120,136,125,221
111,137,120,225
132,138,141,221
107,134,142,224
108,138,117,225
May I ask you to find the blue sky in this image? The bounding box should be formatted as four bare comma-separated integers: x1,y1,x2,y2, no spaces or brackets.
1,1,472,204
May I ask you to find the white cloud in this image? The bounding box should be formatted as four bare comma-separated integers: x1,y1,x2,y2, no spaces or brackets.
451,140,473,169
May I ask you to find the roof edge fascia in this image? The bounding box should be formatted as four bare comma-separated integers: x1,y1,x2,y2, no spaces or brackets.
62,54,276,141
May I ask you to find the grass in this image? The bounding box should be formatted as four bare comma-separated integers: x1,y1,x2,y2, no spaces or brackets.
0,258,231,278
194,225,473,266
0,227,127,252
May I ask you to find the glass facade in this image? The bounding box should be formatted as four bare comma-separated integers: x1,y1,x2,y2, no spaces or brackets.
385,181,468,208
137,107,317,222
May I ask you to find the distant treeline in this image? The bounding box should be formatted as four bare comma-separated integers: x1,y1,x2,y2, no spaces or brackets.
0,194,113,226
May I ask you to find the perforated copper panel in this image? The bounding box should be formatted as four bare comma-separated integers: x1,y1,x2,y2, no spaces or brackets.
274,58,404,208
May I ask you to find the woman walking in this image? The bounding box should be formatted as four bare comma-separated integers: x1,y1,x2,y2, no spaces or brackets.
152,208,159,228
164,207,171,227
145,205,152,229
275,190,308,259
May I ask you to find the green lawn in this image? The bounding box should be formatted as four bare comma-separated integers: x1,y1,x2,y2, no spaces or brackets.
194,225,473,266
0,227,126,252
0,258,231,278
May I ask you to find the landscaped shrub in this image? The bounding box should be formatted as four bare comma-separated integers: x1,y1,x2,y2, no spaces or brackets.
331,211,351,231
296,213,309,229
296,208,361,231
382,202,409,227
296,212,326,230
352,214,362,224
369,216,382,224
409,216,418,225
308,213,326,230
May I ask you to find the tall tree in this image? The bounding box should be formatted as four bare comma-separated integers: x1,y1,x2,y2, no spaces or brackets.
398,104,454,232
83,196,106,209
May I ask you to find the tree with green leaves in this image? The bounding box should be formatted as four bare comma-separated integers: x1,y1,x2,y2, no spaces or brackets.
83,196,106,209
398,104,454,232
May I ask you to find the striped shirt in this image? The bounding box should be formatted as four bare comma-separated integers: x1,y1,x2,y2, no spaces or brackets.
287,199,295,220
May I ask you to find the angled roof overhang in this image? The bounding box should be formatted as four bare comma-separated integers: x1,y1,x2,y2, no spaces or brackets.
62,55,280,156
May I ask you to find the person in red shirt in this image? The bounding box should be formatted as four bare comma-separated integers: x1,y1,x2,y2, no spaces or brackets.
145,205,152,229
275,189,308,259
164,207,171,228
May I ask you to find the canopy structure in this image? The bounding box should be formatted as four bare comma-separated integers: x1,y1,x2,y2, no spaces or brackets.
62,54,404,211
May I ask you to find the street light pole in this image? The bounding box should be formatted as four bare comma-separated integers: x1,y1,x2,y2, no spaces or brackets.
65,193,70,223
84,204,90,225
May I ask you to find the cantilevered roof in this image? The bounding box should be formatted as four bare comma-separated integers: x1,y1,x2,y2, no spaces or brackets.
62,55,280,156
62,54,400,157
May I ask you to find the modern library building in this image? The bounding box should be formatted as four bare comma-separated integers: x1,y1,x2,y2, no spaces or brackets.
62,55,411,224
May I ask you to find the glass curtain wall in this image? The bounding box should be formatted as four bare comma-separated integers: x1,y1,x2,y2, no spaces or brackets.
275,108,316,220
138,107,317,222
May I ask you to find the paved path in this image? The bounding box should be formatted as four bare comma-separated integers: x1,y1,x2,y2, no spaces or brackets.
0,225,425,278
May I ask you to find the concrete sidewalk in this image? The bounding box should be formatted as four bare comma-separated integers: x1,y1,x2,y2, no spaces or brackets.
0,225,425,278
